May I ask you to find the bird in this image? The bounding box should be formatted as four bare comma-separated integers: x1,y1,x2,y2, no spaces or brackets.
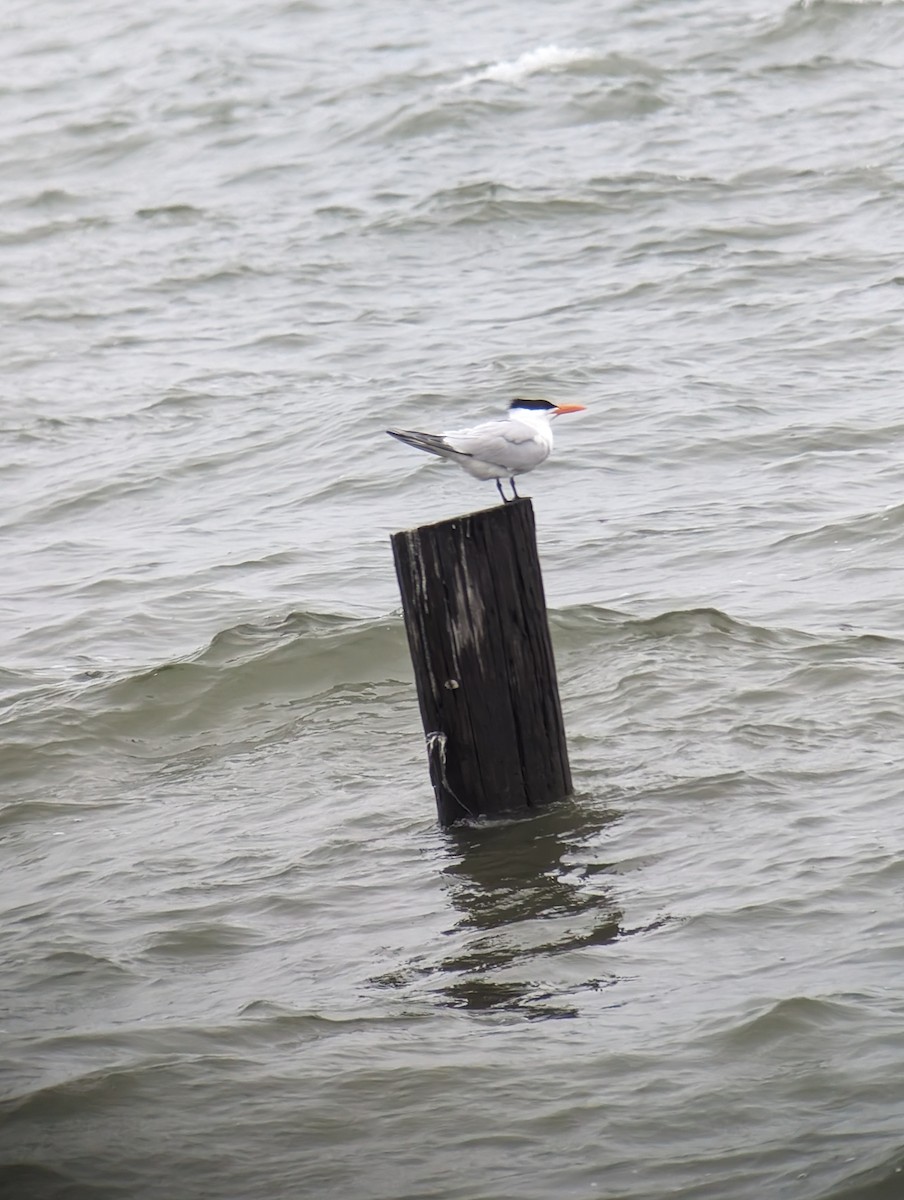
386,397,586,503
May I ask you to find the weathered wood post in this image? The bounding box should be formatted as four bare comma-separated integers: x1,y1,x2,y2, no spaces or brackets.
391,497,572,826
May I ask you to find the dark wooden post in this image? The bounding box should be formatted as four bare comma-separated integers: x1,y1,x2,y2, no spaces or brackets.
391,498,572,826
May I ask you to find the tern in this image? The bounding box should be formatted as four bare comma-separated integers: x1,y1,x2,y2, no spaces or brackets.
386,398,586,503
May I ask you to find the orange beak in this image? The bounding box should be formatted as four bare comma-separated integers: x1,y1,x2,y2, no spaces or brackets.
553,403,586,415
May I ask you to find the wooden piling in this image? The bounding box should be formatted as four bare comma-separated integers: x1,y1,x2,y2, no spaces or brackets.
391,498,572,826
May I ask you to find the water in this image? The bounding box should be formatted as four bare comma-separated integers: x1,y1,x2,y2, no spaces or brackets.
3,0,904,1196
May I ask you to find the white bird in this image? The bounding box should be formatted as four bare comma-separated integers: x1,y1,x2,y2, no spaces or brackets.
386,397,586,503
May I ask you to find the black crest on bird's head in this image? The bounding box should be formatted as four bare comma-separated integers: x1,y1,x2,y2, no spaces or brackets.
509,397,556,411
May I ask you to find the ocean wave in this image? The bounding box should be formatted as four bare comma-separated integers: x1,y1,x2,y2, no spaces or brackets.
713,993,867,1050
5,598,903,809
754,0,904,52
447,45,603,90
817,1148,904,1200
143,922,259,959
0,1164,121,1200
339,46,671,147
0,213,110,247
551,603,799,651
0,610,411,790
773,500,904,548
364,167,752,233
368,179,613,231
797,0,904,10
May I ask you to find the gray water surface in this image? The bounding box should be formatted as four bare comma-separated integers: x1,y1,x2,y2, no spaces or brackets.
3,1,904,1197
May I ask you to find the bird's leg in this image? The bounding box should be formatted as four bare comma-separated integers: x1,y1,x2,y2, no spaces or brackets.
496,477,508,504
510,477,520,500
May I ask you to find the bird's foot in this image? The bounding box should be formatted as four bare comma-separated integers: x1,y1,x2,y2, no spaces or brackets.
496,477,524,504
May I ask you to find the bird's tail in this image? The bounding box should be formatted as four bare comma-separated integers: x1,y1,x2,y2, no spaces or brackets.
386,428,463,459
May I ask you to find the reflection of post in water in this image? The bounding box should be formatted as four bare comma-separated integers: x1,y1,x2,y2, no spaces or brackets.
437,799,624,1018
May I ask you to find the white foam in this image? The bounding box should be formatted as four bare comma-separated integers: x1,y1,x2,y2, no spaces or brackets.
449,44,597,90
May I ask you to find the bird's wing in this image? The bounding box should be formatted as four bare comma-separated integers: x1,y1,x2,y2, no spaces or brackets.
386,428,471,459
443,419,547,470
